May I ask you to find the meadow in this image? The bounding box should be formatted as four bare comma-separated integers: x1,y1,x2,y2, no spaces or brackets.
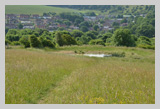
5,45,155,104
5,5,101,15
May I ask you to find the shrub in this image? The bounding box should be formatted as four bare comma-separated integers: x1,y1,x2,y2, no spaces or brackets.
11,41,21,45
111,52,125,57
5,39,11,45
19,36,30,48
30,35,41,48
113,29,135,47
89,39,105,46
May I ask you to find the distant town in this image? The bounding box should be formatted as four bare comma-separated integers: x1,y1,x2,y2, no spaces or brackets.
5,13,147,32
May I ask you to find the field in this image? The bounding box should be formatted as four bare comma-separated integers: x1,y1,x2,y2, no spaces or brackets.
5,45,155,104
5,5,101,15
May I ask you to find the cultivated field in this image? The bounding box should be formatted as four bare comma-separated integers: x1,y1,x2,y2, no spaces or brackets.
5,5,101,15
5,45,155,104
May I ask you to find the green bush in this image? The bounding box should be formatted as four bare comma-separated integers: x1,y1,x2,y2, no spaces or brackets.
11,41,21,45
5,39,11,45
19,36,30,48
111,52,125,57
137,44,155,50
89,39,105,46
30,35,41,48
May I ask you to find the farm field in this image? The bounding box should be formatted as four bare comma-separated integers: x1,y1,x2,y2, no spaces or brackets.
5,45,155,104
5,5,101,15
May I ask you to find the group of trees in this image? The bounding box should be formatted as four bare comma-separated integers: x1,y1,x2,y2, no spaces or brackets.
5,28,155,50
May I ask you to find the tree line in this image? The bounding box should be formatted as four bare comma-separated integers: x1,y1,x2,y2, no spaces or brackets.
5,28,155,50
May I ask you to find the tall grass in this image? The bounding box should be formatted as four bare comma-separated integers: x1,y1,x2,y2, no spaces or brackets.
5,46,155,104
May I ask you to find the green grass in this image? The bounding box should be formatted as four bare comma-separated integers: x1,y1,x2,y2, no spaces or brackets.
5,45,155,104
5,5,101,15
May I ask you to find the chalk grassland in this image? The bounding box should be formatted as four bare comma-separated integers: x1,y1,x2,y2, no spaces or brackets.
5,46,155,104
5,5,101,15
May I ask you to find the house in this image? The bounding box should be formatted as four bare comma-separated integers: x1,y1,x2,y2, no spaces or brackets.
5,24,17,29
123,15,131,20
120,23,128,26
116,19,123,23
96,15,105,20
5,14,17,19
23,24,34,29
43,19,54,25
58,24,66,28
53,16,61,20
20,19,31,24
108,15,116,18
48,24,58,28
6,19,19,24
69,25,79,30
35,19,44,25
83,16,96,22
19,14,30,19
32,14,39,19
35,25,46,29
43,15,52,19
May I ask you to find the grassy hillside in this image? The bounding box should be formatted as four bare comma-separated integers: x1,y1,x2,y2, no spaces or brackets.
5,45,155,104
5,5,101,15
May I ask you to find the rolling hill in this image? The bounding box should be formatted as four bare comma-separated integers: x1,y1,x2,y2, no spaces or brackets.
5,5,101,15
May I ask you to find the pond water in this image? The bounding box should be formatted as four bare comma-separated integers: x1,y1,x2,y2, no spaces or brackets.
84,54,112,58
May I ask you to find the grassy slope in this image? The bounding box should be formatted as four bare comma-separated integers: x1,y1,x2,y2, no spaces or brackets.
5,5,101,15
5,46,155,104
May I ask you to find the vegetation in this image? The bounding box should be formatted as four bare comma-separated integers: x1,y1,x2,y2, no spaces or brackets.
6,45,155,104
5,5,101,15
5,5,155,104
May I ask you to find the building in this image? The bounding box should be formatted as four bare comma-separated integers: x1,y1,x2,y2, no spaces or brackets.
5,24,17,29
35,25,46,29
23,24,35,29
20,19,32,24
5,14,17,19
32,14,40,19
20,14,30,19
120,23,128,26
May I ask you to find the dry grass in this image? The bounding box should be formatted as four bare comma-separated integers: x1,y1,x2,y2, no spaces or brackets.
5,46,155,104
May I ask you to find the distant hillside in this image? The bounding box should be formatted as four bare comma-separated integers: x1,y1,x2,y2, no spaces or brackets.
49,5,155,15
5,5,101,15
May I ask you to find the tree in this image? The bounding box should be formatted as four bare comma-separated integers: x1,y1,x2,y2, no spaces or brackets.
101,32,112,42
62,34,77,45
18,23,23,29
120,18,127,24
112,29,135,47
71,30,84,38
136,24,155,38
80,26,88,32
29,35,41,48
86,31,96,39
19,35,30,48
74,18,82,26
39,37,55,48
55,31,64,46
93,25,99,31
5,28,9,34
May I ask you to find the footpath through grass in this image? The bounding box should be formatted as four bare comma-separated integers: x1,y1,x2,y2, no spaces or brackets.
5,45,155,104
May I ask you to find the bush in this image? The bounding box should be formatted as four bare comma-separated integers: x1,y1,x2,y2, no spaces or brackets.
89,39,105,46
137,44,155,50
111,52,125,57
30,35,41,48
19,36,30,48
113,29,135,47
11,41,21,45
40,37,55,48
5,39,11,45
